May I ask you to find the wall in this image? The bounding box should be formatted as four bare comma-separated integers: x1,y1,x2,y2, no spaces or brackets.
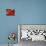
0,0,46,45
